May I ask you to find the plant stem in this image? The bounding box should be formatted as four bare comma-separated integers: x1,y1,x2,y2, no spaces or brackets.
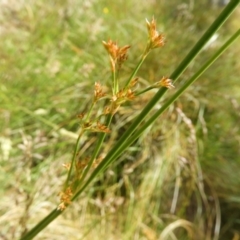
64,129,84,189
135,86,157,96
20,209,62,240
124,53,148,89
77,114,113,187
85,101,95,121
112,69,117,94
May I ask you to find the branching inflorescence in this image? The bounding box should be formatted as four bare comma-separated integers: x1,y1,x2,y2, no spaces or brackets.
58,18,174,211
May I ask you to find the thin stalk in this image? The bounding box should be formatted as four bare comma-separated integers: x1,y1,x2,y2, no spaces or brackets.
73,27,240,200
20,209,62,240
112,69,117,94
77,114,113,186
64,129,84,189
124,53,148,89
85,101,95,121
135,85,158,96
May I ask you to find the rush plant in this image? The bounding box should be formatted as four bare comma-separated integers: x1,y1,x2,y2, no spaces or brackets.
21,1,240,239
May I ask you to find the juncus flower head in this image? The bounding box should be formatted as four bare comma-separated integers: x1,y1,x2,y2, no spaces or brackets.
146,17,165,50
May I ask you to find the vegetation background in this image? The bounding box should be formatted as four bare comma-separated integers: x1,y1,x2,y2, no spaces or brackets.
0,0,239,239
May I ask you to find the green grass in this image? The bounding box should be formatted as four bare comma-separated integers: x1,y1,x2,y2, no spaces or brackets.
1,0,240,239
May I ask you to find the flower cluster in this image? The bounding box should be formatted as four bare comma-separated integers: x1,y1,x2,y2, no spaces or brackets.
112,89,135,104
58,187,73,211
59,17,174,211
94,82,106,102
102,40,130,71
146,17,165,51
82,121,111,133
157,76,175,89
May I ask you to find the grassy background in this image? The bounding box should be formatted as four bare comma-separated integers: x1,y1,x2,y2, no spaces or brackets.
0,0,240,239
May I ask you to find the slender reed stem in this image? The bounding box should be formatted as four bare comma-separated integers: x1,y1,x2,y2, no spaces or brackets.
85,101,95,121
112,69,117,94
135,86,157,96
20,209,62,240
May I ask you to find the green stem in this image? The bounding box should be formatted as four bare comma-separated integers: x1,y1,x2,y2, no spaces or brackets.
20,209,62,240
124,53,148,89
112,69,117,94
135,86,157,96
64,129,84,189
77,114,113,187
85,101,95,121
